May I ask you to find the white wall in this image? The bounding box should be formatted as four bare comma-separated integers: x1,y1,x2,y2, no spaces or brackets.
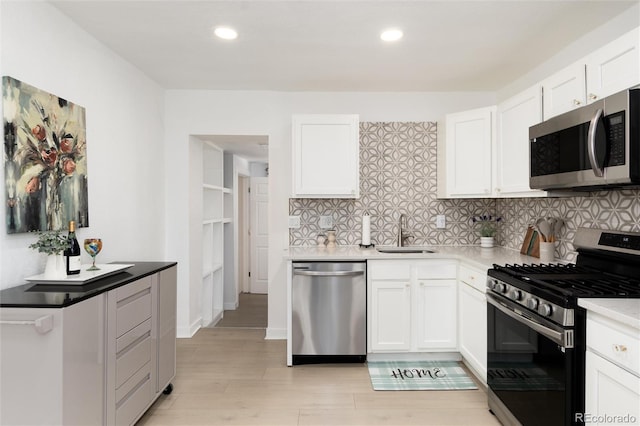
249,162,269,177
498,3,640,101
164,90,495,338
0,1,166,289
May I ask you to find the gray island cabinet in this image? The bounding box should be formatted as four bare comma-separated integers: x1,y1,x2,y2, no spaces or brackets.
0,262,177,426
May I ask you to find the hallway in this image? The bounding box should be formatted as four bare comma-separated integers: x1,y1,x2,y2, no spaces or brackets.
214,293,268,328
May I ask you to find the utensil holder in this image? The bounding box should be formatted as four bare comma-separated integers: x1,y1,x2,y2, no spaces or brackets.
539,241,555,263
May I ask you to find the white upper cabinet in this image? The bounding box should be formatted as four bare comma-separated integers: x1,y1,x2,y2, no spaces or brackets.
541,63,586,119
543,27,640,120
291,114,360,198
439,106,495,198
585,27,640,103
495,84,549,197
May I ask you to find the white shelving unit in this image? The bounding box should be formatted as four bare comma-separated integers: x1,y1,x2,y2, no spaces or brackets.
201,141,232,326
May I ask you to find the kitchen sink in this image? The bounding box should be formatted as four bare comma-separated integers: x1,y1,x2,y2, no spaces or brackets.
376,247,436,254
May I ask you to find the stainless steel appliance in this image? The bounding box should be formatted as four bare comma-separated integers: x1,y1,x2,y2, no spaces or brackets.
292,261,366,365
529,87,639,191
486,228,640,426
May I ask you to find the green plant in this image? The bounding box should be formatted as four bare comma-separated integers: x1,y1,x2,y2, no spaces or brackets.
472,215,502,237
29,230,69,255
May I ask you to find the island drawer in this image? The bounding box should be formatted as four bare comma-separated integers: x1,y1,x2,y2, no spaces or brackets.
116,276,152,337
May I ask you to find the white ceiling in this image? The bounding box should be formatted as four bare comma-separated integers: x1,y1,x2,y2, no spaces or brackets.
48,0,638,160
50,0,637,92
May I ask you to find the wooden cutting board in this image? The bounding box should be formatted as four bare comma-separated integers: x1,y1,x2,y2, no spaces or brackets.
520,226,541,258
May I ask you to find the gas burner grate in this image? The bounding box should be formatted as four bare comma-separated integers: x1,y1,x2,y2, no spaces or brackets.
493,263,593,275
493,263,640,298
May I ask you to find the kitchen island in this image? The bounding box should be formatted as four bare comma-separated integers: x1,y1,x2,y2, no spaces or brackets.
0,261,177,426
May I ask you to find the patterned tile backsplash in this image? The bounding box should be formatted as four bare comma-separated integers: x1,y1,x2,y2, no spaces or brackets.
289,121,640,263
289,122,495,247
497,190,640,262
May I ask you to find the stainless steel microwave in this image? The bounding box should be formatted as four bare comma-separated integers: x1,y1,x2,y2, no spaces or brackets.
529,87,639,191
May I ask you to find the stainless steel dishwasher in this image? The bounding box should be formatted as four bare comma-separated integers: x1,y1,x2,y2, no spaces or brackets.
291,261,366,365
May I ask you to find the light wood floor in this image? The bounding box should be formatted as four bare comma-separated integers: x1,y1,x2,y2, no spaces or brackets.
137,328,500,426
214,293,268,328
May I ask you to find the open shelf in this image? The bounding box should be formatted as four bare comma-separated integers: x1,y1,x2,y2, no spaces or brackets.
196,139,235,330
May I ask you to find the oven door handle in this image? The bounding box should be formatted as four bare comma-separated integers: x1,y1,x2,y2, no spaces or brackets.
487,293,572,348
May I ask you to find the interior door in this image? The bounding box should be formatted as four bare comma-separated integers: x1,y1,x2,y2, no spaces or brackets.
250,177,268,294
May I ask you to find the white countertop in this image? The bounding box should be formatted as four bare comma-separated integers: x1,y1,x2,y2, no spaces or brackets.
284,245,541,271
578,298,640,330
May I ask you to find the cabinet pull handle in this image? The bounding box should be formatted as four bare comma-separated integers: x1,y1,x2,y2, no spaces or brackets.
613,344,627,352
0,315,53,334
573,99,582,106
588,93,598,101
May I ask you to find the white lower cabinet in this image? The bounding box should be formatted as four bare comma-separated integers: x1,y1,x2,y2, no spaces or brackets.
457,264,487,383
416,277,457,350
368,260,457,353
585,351,640,425
585,313,640,425
370,278,412,351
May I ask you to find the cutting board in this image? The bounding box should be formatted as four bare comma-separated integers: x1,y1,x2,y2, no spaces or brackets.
520,226,541,258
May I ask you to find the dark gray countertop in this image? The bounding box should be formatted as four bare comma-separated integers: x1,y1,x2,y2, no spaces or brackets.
0,261,177,308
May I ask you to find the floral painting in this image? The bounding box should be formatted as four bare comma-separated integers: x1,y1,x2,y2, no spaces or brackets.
3,76,88,233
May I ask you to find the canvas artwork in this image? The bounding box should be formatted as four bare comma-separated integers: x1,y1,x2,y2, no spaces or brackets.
3,76,89,233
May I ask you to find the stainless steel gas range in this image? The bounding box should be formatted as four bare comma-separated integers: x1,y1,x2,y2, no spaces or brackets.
486,227,640,426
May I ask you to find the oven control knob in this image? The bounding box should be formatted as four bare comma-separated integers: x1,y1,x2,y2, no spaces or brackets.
509,289,522,301
539,303,553,317
527,298,539,310
492,282,506,294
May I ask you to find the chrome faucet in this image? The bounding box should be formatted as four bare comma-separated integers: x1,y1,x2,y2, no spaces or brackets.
397,214,412,247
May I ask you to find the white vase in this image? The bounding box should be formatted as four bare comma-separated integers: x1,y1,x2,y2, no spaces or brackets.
44,254,66,279
480,236,495,248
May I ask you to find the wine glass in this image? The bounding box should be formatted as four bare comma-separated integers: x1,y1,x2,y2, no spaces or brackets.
84,238,103,271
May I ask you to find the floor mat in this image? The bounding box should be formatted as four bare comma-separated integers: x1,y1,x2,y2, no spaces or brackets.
367,360,478,391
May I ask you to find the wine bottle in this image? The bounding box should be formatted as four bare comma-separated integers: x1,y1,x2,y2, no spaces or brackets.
65,220,81,275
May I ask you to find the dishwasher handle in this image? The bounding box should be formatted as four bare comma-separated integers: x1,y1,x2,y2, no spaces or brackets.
293,269,365,277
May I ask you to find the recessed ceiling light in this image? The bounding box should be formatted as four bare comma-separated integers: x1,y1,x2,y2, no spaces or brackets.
380,29,403,42
214,26,238,40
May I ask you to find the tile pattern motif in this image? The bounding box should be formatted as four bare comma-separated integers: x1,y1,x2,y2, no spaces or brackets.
290,122,640,263
290,122,494,247
497,190,640,263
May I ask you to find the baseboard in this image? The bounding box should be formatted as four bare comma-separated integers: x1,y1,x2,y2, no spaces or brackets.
265,327,286,340
223,302,238,310
177,318,202,338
